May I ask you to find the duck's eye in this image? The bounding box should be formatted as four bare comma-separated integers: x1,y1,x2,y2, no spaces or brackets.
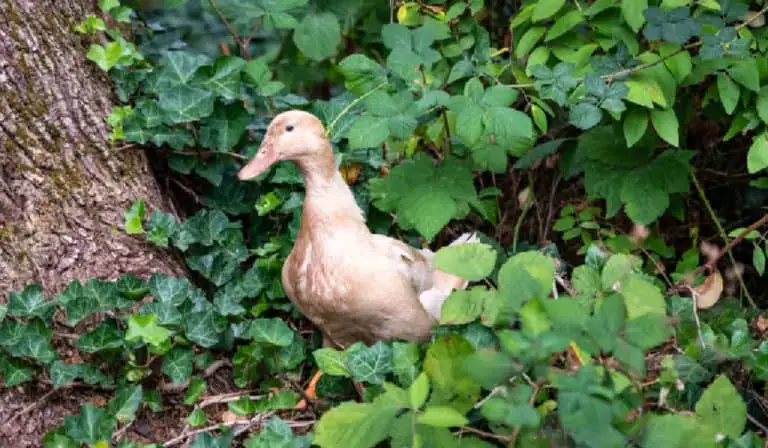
286,124,294,132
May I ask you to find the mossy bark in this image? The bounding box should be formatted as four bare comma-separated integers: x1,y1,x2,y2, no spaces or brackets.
0,0,186,297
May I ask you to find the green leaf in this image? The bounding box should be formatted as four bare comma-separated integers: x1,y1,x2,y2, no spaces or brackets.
347,115,389,149
77,322,123,353
195,56,245,101
409,372,429,409
753,246,765,276
747,133,768,174
293,13,341,61
643,414,717,447
185,309,223,348
650,108,679,147
8,284,55,321
695,375,746,438
423,335,479,399
108,385,143,423
660,44,692,83
621,0,647,32
569,102,603,130
313,402,399,448
161,51,211,86
86,43,124,71
184,377,207,405
623,109,648,147
497,251,556,309
758,87,768,124
249,318,294,347
338,54,388,95
162,347,194,384
347,341,393,384
313,348,351,376
158,85,215,123
546,10,584,41
463,349,519,389
532,0,566,22
149,274,192,306
619,276,666,319
514,26,546,57
14,332,57,363
124,199,145,234
199,104,249,151
727,59,760,92
417,406,468,427
439,288,489,325
147,211,177,247
186,409,207,427
717,73,740,115
64,404,115,446
244,416,312,448
392,341,420,386
125,314,172,348
433,243,496,281
2,358,35,386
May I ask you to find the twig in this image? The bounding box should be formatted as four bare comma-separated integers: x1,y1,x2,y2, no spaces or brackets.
197,391,263,409
163,412,275,447
687,173,758,309
555,275,577,297
208,0,250,58
112,421,134,442
689,287,707,349
747,412,768,436
456,425,513,442
327,82,388,137
2,387,60,428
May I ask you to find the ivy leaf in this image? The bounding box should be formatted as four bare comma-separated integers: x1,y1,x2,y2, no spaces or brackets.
313,402,399,448
313,348,351,376
162,347,194,384
126,314,172,348
433,243,496,281
293,13,341,61
244,416,312,448
194,56,244,101
77,322,124,353
650,108,679,147
108,385,143,423
158,85,215,124
146,211,178,247
159,51,211,86
1,358,35,386
185,309,224,348
392,341,420,387
149,274,193,306
249,318,294,347
200,103,249,152
63,404,116,446
124,199,145,234
14,332,57,363
347,341,393,384
8,284,55,321
695,375,747,438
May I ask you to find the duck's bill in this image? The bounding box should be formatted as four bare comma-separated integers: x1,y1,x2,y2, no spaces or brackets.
237,150,278,180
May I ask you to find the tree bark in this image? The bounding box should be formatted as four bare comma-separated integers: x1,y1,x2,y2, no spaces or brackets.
0,1,186,444
0,0,185,296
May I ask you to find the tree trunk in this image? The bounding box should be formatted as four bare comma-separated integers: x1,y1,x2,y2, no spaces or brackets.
0,0,185,294
0,1,185,444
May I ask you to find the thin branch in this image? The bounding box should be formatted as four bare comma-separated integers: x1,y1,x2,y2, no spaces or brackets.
2,387,60,428
327,82,388,137
208,0,250,58
163,412,275,447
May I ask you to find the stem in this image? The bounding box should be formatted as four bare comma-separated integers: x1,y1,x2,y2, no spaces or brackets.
690,172,758,309
327,82,388,137
208,0,249,58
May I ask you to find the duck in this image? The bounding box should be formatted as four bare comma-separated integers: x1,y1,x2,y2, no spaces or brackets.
238,110,477,400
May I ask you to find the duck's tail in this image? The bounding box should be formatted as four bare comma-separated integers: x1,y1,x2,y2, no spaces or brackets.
418,232,481,320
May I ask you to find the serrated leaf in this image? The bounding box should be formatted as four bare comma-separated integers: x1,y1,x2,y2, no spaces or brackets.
417,406,468,427
392,341,420,386
347,115,389,149
695,375,746,438
293,13,341,61
621,0,647,32
347,341,393,384
433,243,496,281
249,318,294,347
569,102,603,130
650,108,679,147
619,276,666,318
546,10,584,41
514,26,546,57
727,59,760,92
409,372,429,409
338,54,388,95
439,288,489,325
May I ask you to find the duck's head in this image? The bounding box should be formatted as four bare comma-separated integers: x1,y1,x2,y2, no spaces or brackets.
238,110,329,180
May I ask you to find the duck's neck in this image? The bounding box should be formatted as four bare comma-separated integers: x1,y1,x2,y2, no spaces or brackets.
295,150,366,232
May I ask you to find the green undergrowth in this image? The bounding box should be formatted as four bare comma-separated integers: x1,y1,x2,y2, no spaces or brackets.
2,0,768,446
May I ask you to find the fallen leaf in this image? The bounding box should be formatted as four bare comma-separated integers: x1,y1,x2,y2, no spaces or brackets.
220,410,239,423
694,270,723,309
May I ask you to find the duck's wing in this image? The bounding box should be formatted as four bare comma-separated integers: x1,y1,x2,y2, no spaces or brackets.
370,232,480,320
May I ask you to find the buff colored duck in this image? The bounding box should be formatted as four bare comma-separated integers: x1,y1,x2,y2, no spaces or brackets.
238,110,477,400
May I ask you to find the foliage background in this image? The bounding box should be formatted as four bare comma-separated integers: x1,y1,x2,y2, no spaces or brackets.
2,0,768,446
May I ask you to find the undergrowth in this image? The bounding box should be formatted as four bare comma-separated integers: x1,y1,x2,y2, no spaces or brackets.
2,0,768,446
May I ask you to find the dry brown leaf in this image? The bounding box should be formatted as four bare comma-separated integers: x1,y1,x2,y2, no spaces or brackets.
700,241,720,264
340,161,362,185
694,270,724,309
220,410,239,423
756,315,768,333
